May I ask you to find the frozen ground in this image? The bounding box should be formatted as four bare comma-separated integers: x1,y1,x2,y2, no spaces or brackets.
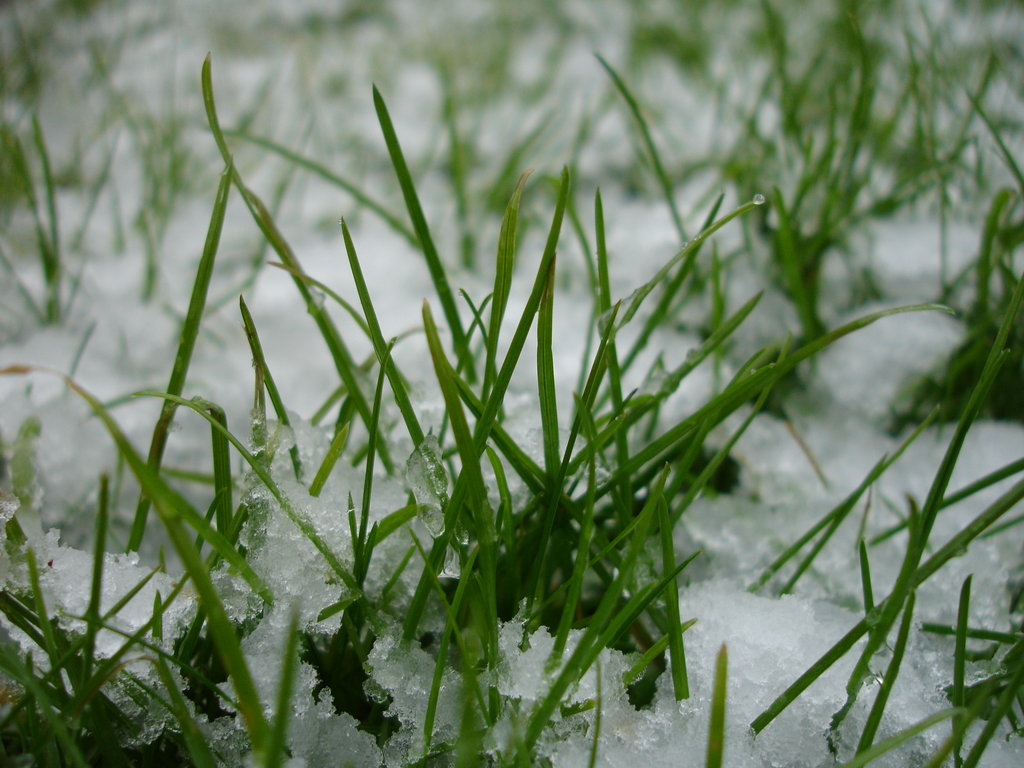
1,1,1023,766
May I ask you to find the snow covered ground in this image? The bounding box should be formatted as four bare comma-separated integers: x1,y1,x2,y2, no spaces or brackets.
1,1,1023,766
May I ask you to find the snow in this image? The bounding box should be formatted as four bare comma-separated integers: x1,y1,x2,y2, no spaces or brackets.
1,0,1022,766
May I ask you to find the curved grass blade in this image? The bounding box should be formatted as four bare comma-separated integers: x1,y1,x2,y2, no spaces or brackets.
201,56,388,472
597,55,687,242
222,128,417,244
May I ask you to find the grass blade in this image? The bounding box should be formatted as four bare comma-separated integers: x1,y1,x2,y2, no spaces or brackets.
127,167,231,551
659,494,689,701
485,172,530,399
706,644,728,768
308,422,350,498
342,218,424,447
239,295,304,481
597,54,687,242
201,56,389,472
264,606,301,768
221,128,418,244
373,85,469,374
953,575,971,768
537,253,560,479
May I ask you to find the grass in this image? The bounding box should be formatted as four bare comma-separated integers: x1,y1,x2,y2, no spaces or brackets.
1,1,1023,766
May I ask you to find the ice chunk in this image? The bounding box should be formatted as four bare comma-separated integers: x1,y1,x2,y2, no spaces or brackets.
405,433,450,536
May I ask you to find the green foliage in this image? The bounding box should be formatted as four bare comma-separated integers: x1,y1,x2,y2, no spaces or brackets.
0,1,1022,766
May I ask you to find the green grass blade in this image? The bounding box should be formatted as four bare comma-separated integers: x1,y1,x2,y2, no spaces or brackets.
485,172,530,399
308,422,350,499
264,606,301,768
837,709,962,768
858,538,874,615
127,167,231,552
204,401,233,536
356,341,392,582
552,395,599,662
953,575,971,768
373,85,469,374
659,494,689,700
342,218,424,447
423,301,489,515
856,592,916,754
222,128,418,244
201,56,388,472
772,186,822,339
537,253,559,479
706,644,728,768
594,188,632,506
81,474,109,689
597,54,687,242
239,295,304,482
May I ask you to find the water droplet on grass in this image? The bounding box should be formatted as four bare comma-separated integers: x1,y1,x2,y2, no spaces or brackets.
752,193,766,205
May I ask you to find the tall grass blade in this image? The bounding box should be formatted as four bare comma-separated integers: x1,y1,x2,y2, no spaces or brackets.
239,295,304,481
373,85,470,375
201,56,389,471
597,54,687,242
659,495,689,700
485,172,530,399
341,218,424,447
706,644,728,768
953,575,971,768
127,167,231,551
